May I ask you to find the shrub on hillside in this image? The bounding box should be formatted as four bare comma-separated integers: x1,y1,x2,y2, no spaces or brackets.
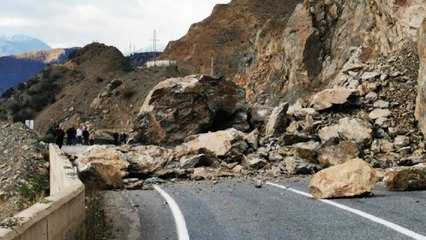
121,87,137,100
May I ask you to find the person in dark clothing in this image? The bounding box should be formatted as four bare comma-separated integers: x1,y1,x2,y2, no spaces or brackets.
66,126,77,145
113,132,119,145
55,126,65,149
119,132,127,145
82,128,90,145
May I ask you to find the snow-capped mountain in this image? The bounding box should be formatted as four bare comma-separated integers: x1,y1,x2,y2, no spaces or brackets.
0,34,51,57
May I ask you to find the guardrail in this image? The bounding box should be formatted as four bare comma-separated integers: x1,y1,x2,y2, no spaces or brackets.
0,144,85,240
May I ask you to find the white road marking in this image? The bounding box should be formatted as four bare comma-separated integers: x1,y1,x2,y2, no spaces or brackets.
154,185,190,240
266,181,426,240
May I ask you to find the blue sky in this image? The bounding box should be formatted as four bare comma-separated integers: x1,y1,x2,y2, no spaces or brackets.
0,0,231,53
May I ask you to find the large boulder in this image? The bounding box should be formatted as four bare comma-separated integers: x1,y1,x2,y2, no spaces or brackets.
265,102,291,136
292,141,321,162
318,117,372,145
77,146,129,189
242,154,268,170
318,141,359,168
247,105,274,133
309,158,378,199
384,163,426,191
284,157,320,175
126,145,173,176
337,117,372,145
133,75,246,146
179,148,220,169
180,128,248,162
309,88,357,111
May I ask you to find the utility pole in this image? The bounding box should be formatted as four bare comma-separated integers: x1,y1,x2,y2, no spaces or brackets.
150,30,160,52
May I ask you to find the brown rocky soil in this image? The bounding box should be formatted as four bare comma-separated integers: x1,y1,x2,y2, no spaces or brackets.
0,123,48,223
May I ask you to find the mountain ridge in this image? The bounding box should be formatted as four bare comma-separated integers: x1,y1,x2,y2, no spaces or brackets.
0,48,78,95
0,34,51,57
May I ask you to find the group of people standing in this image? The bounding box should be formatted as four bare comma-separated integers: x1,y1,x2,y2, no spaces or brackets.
54,124,94,149
113,132,128,145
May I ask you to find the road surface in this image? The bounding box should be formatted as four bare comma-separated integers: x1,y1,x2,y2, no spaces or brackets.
61,146,426,239
104,178,426,240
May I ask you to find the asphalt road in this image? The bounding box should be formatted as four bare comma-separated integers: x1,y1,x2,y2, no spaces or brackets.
106,178,426,240
61,146,426,239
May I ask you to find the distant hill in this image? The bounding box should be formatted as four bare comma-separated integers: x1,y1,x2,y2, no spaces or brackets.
0,42,184,133
0,34,51,57
0,48,78,94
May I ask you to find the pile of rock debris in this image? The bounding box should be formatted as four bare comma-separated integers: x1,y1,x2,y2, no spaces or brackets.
73,46,426,198
0,122,49,222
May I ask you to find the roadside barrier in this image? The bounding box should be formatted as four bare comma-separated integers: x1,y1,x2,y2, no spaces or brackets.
0,144,85,240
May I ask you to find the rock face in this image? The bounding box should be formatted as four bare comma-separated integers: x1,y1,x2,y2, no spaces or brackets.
220,0,426,108
159,0,299,79
134,75,246,146
309,159,378,199
416,19,426,136
384,164,426,191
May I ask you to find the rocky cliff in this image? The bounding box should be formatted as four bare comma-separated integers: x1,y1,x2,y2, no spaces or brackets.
159,0,301,77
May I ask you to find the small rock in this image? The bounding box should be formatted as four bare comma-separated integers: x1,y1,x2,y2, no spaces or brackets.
369,109,391,120
361,71,381,80
255,179,263,188
365,92,378,101
373,100,389,108
394,135,410,148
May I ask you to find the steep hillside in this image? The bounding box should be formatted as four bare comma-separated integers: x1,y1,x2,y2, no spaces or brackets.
159,0,426,108
159,0,302,77
0,48,77,94
0,34,51,57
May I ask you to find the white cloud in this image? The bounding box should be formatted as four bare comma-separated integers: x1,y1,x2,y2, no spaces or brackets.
0,17,32,27
0,0,231,53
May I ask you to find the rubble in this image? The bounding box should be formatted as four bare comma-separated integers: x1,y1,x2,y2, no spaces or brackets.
0,123,48,222
65,42,425,196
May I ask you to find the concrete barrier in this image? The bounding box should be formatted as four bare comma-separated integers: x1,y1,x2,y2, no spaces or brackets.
0,144,85,240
